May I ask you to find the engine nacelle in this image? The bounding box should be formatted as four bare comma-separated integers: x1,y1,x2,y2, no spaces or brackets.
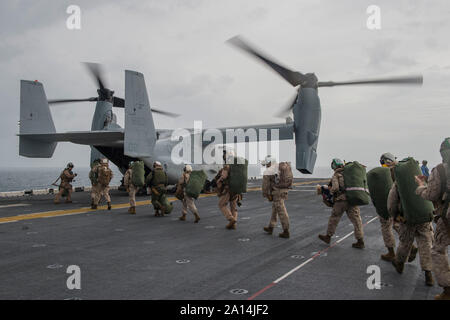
293,87,321,174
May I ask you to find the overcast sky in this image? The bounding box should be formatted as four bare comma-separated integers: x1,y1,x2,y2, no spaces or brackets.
1,0,449,172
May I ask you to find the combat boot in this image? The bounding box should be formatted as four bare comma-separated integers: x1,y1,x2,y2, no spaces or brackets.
107,202,112,210
128,206,136,215
381,247,396,262
318,234,331,244
154,210,161,217
179,215,186,221
263,226,273,235
408,245,418,263
434,287,450,300
425,270,434,287
91,204,98,210
226,220,236,230
65,199,72,204
392,260,404,274
279,229,290,239
194,213,200,223
352,238,365,249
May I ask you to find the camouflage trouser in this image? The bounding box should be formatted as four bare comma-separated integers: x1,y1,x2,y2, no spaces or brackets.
128,184,137,207
218,192,238,222
182,193,198,216
379,216,401,248
269,189,290,230
93,186,111,205
327,200,364,240
151,192,165,210
432,217,450,287
54,182,72,202
396,222,433,271
91,184,99,203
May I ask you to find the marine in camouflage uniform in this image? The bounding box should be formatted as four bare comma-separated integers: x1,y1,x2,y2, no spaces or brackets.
415,138,450,299
123,164,137,214
262,156,290,239
217,162,239,229
177,165,200,223
54,163,77,204
377,153,419,262
92,159,113,210
147,161,169,216
388,181,434,286
319,158,365,249
89,159,101,209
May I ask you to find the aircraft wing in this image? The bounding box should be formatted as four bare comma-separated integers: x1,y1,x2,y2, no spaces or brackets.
18,130,124,148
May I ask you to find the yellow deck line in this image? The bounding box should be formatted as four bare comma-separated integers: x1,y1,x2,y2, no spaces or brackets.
0,179,328,224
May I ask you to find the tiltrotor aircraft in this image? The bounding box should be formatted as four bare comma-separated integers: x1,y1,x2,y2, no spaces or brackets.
18,37,422,184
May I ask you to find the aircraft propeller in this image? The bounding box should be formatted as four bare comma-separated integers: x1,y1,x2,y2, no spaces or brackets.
48,62,179,118
227,35,423,118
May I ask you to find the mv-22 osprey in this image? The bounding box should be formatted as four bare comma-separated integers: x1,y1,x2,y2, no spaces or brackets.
18,37,422,184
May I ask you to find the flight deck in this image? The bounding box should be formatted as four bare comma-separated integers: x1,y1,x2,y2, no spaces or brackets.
0,178,442,300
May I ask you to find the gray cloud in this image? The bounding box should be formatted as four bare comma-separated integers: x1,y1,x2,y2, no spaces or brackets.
0,0,449,171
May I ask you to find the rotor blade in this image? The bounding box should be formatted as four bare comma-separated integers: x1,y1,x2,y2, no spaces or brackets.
83,62,107,90
227,35,306,87
113,97,125,108
48,97,98,105
274,91,299,118
318,75,423,87
151,108,180,118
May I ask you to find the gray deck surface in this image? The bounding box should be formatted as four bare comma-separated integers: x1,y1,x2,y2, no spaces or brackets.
0,179,443,300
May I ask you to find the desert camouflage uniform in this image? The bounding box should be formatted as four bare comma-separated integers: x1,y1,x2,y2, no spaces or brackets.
124,168,136,207
379,216,401,248
388,182,433,271
378,167,401,248
263,165,290,230
178,172,199,218
416,164,450,287
93,165,112,206
89,164,101,205
54,168,75,203
326,167,364,240
217,165,238,223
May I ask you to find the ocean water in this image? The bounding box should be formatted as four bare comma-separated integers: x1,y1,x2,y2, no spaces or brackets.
0,166,333,192
0,167,123,192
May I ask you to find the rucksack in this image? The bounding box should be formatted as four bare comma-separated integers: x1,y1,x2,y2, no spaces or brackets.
367,167,393,219
228,157,248,195
342,161,370,206
97,166,112,186
394,157,434,225
131,161,145,188
275,162,293,189
89,167,98,185
185,170,207,199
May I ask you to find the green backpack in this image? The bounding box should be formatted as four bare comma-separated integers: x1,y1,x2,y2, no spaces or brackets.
228,157,248,195
131,161,145,188
394,157,434,225
185,170,207,199
343,161,370,206
367,167,393,219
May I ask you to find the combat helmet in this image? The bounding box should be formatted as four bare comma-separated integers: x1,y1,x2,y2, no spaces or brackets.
331,158,344,170
380,152,396,167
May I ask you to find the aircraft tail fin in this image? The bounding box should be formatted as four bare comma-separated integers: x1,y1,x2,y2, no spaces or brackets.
19,80,57,157
124,70,157,158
